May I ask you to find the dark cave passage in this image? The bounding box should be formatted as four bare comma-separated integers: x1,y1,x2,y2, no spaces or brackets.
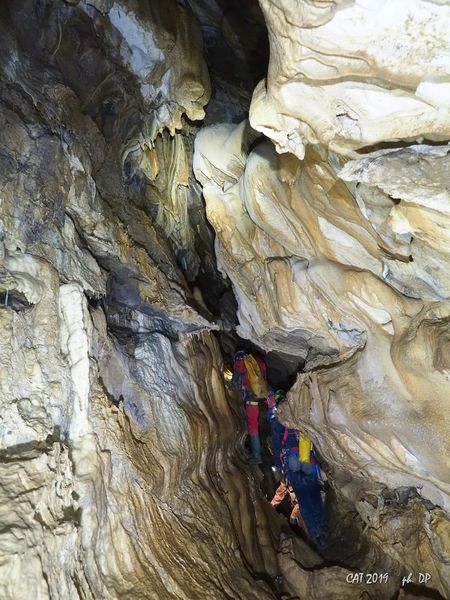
184,0,270,125
0,1,449,599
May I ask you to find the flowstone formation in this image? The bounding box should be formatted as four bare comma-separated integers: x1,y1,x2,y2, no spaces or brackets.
193,0,450,597
251,0,450,159
0,1,279,598
1,0,450,599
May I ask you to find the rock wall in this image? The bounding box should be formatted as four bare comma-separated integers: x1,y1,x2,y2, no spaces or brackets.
251,0,450,158
1,0,450,598
0,293,278,599
0,1,278,598
194,1,450,597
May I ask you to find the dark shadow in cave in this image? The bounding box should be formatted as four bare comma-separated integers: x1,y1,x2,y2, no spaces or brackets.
222,329,330,562
356,137,450,155
218,323,305,391
397,584,446,600
184,0,270,124
221,330,416,581
170,0,271,326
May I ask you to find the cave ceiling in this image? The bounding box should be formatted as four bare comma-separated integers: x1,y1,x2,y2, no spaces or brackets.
0,1,449,599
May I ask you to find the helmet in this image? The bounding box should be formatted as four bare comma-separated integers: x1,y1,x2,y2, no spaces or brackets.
274,389,285,404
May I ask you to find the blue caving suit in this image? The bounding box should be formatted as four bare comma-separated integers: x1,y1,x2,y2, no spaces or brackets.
269,410,327,549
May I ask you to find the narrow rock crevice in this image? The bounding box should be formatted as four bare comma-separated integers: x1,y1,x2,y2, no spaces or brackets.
0,1,449,599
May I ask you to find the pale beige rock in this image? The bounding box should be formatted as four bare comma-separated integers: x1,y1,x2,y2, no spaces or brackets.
194,121,450,596
250,0,450,158
106,0,211,138
339,145,450,299
0,295,277,599
0,2,278,598
2,0,450,597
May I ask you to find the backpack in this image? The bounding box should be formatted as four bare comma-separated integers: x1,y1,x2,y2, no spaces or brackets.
299,433,313,463
243,354,269,399
281,428,313,464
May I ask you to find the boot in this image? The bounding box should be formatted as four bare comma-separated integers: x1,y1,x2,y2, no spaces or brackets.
249,434,262,464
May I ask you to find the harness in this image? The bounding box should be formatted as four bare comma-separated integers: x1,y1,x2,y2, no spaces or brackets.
280,427,324,478
281,427,294,446
280,427,299,478
311,449,324,482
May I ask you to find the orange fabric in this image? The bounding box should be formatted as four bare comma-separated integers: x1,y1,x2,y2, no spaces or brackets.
271,481,288,507
287,486,300,522
290,502,300,521
271,481,300,520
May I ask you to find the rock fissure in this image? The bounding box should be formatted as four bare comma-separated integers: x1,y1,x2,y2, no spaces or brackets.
0,0,449,599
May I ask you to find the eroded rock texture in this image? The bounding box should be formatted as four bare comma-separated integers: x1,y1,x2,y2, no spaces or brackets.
251,0,450,158
193,1,450,597
1,0,450,599
0,1,278,598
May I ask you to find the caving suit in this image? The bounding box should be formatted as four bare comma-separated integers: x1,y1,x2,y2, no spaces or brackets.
279,424,327,549
232,351,268,464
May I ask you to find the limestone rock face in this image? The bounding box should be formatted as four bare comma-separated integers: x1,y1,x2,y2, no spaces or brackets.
193,2,450,594
2,0,450,598
0,1,277,598
250,0,450,158
194,122,450,507
0,291,277,599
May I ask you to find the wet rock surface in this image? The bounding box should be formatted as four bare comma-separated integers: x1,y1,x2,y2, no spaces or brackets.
0,1,277,597
1,0,449,599
193,0,450,597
